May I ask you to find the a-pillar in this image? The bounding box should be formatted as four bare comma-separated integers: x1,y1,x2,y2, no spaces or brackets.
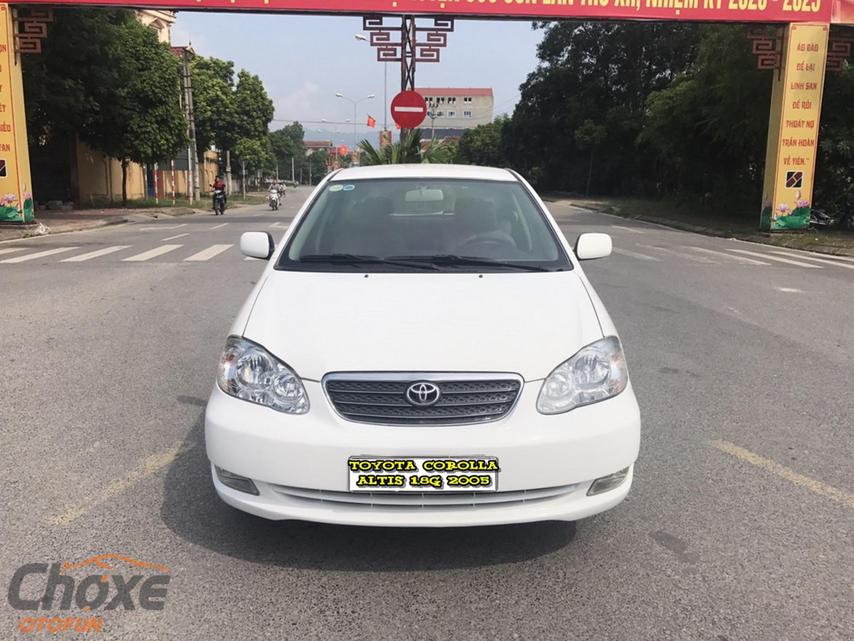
760,22,830,231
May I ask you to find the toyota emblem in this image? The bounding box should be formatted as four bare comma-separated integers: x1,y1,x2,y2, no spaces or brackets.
405,382,441,407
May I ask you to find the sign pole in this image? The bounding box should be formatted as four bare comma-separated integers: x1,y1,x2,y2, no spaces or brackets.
0,4,33,223
759,23,829,231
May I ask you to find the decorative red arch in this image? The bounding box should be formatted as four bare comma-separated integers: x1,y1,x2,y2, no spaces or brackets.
16,0,837,24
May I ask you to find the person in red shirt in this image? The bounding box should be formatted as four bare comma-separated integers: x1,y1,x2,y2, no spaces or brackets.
211,175,227,211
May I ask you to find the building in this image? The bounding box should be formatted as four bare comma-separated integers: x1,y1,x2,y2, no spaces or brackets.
136,9,176,44
304,140,335,156
417,88,494,137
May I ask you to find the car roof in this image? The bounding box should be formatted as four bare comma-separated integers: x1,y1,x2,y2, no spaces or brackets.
329,164,517,182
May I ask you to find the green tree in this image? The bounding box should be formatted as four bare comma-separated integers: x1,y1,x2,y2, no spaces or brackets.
269,123,305,179
23,8,133,146
813,66,854,213
191,61,273,180
80,14,186,205
504,21,698,192
640,25,771,204
574,119,608,195
190,56,238,157
457,117,508,167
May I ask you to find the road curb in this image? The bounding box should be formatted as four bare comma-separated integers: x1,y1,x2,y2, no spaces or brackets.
0,217,129,242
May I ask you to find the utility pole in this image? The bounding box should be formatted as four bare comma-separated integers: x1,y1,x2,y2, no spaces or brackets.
291,156,295,183
180,48,200,204
225,150,232,195
241,158,247,198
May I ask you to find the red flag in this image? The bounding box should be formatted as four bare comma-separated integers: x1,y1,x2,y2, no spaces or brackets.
366,115,377,128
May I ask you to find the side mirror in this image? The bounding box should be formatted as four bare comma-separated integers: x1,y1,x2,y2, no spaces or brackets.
240,232,275,260
575,233,612,260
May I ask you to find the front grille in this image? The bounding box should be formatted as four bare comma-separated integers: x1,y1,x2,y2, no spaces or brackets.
323,374,523,425
271,483,578,509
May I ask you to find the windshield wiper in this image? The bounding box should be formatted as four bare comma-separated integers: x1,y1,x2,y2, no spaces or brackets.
298,253,438,270
389,254,551,272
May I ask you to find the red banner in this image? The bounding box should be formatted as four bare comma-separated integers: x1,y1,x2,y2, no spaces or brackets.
17,0,836,24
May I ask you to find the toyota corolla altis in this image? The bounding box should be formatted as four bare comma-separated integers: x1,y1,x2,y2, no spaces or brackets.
205,164,641,527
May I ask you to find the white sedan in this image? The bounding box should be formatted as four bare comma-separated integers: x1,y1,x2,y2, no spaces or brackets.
205,164,641,527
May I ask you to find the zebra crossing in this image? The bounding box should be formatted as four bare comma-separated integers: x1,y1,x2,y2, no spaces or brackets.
607,239,854,272
0,242,247,265
1,231,852,272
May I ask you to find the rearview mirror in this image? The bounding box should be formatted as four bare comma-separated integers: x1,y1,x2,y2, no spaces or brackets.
240,232,275,260
405,187,444,203
575,233,612,260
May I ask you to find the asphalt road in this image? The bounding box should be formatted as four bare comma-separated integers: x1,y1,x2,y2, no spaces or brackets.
1,194,851,640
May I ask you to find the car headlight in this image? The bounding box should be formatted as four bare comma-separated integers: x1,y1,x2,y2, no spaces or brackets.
536,336,628,414
217,336,309,414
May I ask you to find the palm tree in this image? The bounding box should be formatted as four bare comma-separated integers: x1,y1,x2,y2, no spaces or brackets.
358,129,454,165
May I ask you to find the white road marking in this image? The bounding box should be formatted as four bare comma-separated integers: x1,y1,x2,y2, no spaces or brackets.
122,244,183,262
184,244,233,261
139,223,186,231
0,247,79,263
688,246,770,265
710,440,854,510
0,247,27,257
269,221,288,229
775,287,804,293
244,256,257,261
162,233,188,241
61,245,131,262
728,248,822,268
810,253,854,263
638,244,716,263
612,247,661,262
768,250,854,271
211,223,229,230
611,225,645,234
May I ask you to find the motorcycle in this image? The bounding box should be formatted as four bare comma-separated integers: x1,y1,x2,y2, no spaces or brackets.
213,189,226,216
809,207,838,229
268,189,280,211
810,205,854,231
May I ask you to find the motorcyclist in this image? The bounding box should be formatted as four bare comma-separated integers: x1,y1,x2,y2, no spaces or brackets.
268,182,281,208
211,175,227,211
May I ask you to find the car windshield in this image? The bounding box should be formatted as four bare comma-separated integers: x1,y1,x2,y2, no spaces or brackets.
277,178,571,272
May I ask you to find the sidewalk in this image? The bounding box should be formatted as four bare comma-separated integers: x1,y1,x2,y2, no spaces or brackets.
0,205,204,242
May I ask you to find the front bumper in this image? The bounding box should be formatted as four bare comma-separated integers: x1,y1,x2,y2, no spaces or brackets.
205,380,641,527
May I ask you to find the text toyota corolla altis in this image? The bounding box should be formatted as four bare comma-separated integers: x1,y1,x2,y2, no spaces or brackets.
205,164,641,527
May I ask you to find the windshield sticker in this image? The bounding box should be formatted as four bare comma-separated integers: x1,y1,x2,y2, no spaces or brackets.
342,184,355,192
328,185,343,192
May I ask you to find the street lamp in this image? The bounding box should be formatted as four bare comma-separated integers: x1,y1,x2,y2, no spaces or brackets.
355,33,388,134
335,92,374,165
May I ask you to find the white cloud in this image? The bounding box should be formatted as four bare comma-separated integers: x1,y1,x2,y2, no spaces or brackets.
274,81,321,123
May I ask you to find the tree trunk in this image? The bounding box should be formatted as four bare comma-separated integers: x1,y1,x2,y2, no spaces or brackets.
585,148,595,197
121,159,129,207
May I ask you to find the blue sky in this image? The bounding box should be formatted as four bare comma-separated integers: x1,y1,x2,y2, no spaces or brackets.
172,13,543,143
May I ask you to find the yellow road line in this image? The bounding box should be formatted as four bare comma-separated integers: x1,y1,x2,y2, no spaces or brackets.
710,439,854,510
51,441,196,526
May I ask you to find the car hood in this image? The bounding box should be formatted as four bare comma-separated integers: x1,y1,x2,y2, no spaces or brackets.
242,270,603,381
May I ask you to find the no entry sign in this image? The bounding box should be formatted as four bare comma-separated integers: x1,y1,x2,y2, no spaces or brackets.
390,91,427,130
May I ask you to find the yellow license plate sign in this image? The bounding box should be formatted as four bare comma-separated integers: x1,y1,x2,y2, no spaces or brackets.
348,457,499,493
